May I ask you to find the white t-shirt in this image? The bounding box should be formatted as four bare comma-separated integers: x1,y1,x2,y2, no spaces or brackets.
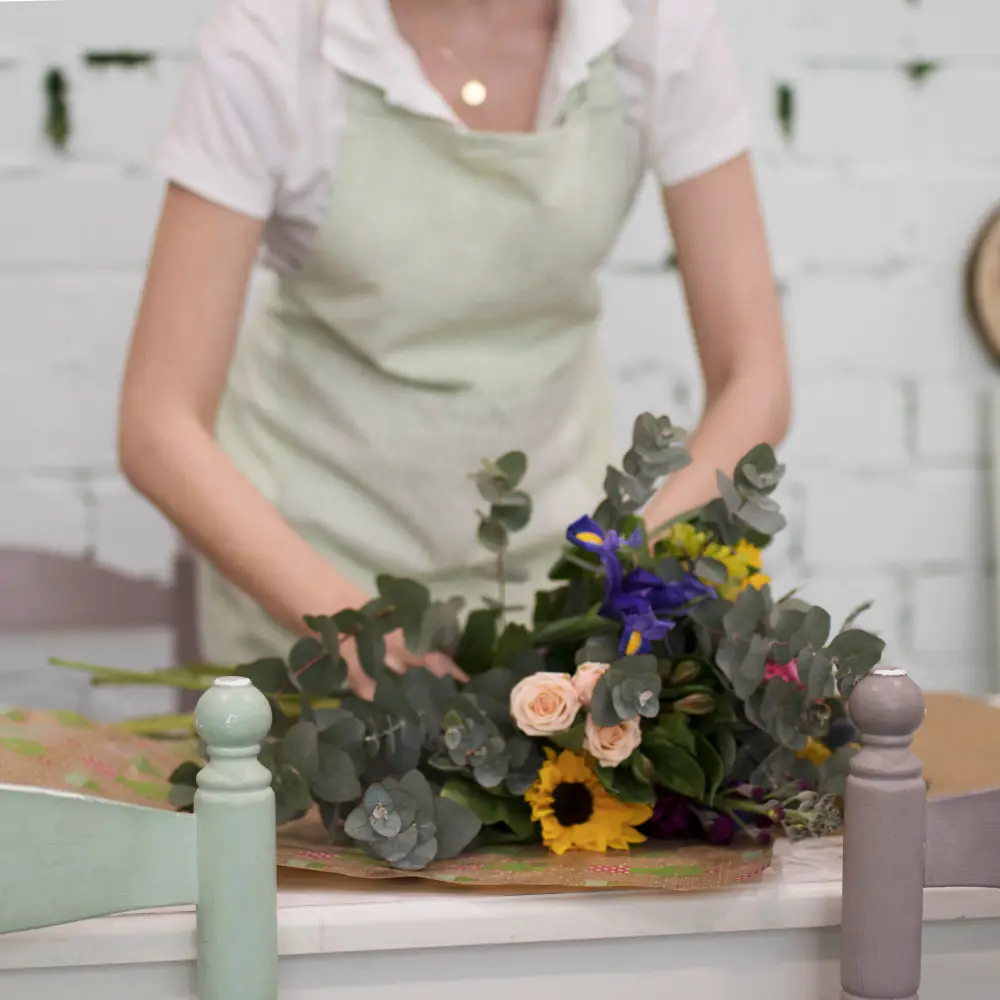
158,0,752,272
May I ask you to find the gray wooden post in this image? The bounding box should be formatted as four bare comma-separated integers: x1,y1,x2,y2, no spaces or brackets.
840,667,927,1000
194,676,278,1000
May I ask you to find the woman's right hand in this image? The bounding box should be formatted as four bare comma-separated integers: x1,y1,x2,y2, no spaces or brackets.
340,628,466,701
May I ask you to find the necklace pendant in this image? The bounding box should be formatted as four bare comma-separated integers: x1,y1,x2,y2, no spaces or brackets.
460,79,487,108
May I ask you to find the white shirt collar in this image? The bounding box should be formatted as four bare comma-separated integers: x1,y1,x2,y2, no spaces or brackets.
321,0,634,127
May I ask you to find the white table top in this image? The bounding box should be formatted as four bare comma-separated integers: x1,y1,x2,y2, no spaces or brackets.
4,836,1000,972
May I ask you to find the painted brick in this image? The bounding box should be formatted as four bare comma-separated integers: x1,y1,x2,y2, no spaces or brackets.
790,572,904,661
802,467,988,571
904,650,991,695
0,272,142,367
70,59,187,166
796,0,914,60
0,60,42,168
0,170,162,267
912,572,991,655
910,69,1000,164
915,382,988,464
914,0,1000,60
0,477,88,553
91,478,178,581
781,375,909,469
784,267,986,378
759,167,911,270
598,270,700,383
795,70,910,164
55,0,213,53
0,364,118,471
905,170,1000,266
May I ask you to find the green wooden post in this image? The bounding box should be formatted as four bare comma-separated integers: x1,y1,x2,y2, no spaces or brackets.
194,676,277,1000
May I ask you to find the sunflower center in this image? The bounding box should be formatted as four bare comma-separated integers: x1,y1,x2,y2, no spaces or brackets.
551,781,595,827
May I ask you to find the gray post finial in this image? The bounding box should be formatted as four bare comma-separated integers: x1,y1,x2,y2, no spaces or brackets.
841,668,926,1000
194,676,277,1000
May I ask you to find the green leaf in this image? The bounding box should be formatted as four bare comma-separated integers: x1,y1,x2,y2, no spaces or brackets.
653,712,696,754
496,451,527,490
737,493,787,536
694,557,729,586
278,721,320,784
531,612,614,647
303,615,341,659
595,756,656,807
235,657,289,694
270,763,314,827
733,634,771,700
168,783,197,809
723,586,767,638
312,744,361,803
434,796,483,860
440,778,537,841
791,606,832,653
548,724,585,751
492,490,532,532
168,761,203,787
477,518,509,554
802,650,833,703
693,732,725,803
604,467,654,514
417,597,465,654
355,625,388,681
288,638,346,697
826,629,886,675
575,634,619,666
590,673,622,726
643,733,706,801
717,727,737,771
716,471,743,515
376,576,431,649
735,444,784,495
454,608,499,676
495,623,532,667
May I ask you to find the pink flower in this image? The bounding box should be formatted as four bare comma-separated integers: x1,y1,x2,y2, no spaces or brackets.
763,659,801,686
571,662,609,707
510,672,581,736
583,715,643,767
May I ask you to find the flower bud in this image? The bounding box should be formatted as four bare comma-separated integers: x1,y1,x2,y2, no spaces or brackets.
673,693,715,716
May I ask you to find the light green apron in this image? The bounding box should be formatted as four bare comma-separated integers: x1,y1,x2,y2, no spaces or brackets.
198,54,644,665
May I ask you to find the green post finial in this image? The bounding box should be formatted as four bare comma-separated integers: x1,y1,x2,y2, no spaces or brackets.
194,677,277,1000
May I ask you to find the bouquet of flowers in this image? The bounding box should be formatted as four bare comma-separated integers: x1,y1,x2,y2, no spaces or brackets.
58,414,884,872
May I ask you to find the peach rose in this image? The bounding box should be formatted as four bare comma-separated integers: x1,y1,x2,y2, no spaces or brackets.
583,715,642,768
510,672,581,737
571,661,610,707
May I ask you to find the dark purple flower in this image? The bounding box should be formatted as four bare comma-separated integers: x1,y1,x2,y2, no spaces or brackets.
643,793,699,840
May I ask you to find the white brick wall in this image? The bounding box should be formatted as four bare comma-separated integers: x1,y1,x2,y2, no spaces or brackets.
0,0,998,713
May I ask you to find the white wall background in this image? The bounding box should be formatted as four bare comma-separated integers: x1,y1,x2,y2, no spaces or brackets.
1,0,999,715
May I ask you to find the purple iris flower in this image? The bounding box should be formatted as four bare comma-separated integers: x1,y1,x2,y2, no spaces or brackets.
619,602,673,656
621,567,715,614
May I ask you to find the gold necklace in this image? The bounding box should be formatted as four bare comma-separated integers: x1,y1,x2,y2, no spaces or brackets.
439,45,488,107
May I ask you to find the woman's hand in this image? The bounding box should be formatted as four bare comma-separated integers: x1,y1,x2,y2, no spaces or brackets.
340,629,466,701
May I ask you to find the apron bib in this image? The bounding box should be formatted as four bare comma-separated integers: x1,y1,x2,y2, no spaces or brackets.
199,55,643,664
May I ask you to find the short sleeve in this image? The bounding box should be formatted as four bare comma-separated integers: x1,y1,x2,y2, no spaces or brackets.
155,0,298,220
648,0,752,187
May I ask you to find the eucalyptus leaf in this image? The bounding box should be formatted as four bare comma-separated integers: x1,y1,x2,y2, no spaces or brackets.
716,472,743,515
312,744,361,803
723,586,767,638
455,608,500,676
733,634,771,700
495,451,527,490
575,634,619,666
235,657,288,694
694,557,729,586
278,721,319,784
376,576,431,649
287,638,345,697
477,518,509,554
492,491,532,532
434,796,483,859
303,615,341,659
168,783,197,809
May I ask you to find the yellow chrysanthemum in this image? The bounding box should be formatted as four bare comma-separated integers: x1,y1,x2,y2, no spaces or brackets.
661,524,770,600
524,749,653,855
797,739,832,766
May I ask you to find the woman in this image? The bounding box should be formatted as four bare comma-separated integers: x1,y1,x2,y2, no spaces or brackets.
120,0,790,694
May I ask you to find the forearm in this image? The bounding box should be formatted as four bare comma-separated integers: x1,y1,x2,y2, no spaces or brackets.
121,413,368,636
644,366,790,533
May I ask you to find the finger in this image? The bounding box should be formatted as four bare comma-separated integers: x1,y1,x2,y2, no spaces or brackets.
422,651,469,683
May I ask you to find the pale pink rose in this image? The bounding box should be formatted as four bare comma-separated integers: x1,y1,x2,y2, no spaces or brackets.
583,715,643,768
510,672,581,736
571,662,610,707
764,659,801,686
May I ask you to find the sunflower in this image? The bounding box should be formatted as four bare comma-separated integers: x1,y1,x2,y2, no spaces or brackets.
524,749,653,855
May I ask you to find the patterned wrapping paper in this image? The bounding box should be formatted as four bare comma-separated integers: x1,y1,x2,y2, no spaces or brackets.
0,706,772,892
